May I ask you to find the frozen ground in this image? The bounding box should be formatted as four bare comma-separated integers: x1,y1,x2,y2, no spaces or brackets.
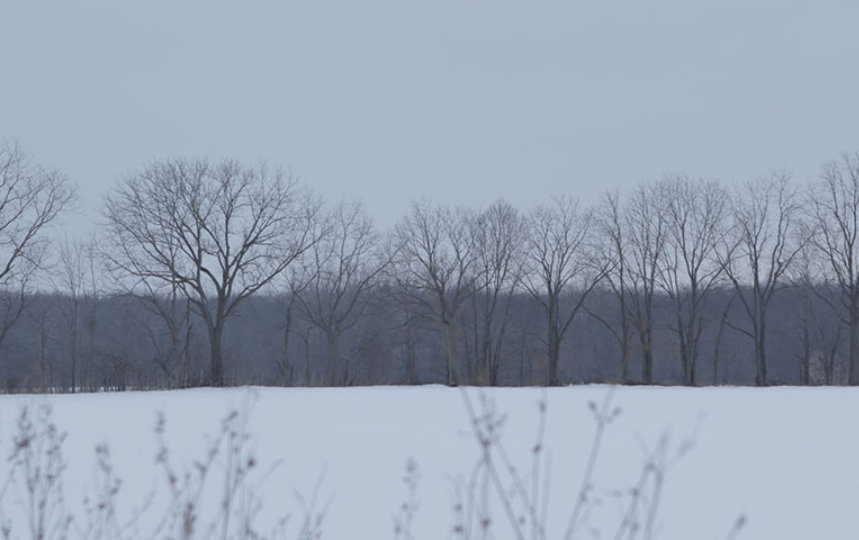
0,385,857,539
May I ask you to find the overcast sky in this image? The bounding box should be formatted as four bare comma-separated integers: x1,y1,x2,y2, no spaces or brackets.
2,1,858,232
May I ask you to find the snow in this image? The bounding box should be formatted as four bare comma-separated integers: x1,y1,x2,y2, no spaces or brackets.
1,385,857,538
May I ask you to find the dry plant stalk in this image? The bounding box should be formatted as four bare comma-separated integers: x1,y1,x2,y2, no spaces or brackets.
1,404,71,540
431,388,746,540
0,401,327,540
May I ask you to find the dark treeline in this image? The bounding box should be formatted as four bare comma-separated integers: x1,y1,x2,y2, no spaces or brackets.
1,141,859,390
0,285,846,391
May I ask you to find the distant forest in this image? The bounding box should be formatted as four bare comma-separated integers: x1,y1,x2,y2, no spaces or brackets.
1,141,859,391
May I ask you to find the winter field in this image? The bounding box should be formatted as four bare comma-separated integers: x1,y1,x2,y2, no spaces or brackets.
0,385,857,539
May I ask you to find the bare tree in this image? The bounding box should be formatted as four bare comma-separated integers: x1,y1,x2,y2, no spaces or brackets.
521,196,605,386
390,200,481,386
589,191,634,383
296,201,389,386
28,298,58,390
100,224,197,390
56,236,102,391
275,262,314,385
103,157,318,386
626,182,669,384
720,173,803,385
791,234,843,385
141,282,196,388
467,199,527,385
657,175,728,386
807,151,859,384
0,141,75,362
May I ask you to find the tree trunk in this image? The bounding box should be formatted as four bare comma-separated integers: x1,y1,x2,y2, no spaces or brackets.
342,349,352,386
280,299,295,385
620,340,630,384
618,287,631,384
445,320,460,386
755,310,768,386
518,333,527,386
641,332,653,384
678,311,691,386
546,295,560,386
326,332,339,386
303,329,313,386
88,301,97,387
405,329,417,385
547,323,561,386
70,306,78,393
691,317,704,386
851,293,859,385
480,318,493,385
210,324,225,386
800,302,810,386
639,293,655,385
712,296,732,385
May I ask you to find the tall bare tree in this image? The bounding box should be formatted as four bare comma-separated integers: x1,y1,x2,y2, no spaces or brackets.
29,298,58,390
103,157,318,386
658,175,728,385
101,222,197,389
56,236,101,391
807,151,859,384
626,182,669,384
276,261,314,385
297,201,389,386
589,191,634,382
467,199,527,385
720,173,803,385
139,279,196,388
521,196,605,386
0,141,75,361
391,200,480,386
791,233,843,385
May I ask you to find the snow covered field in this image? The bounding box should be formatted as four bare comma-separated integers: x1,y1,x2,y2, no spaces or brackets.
0,385,857,539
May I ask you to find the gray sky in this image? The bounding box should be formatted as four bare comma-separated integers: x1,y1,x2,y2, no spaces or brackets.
2,0,858,232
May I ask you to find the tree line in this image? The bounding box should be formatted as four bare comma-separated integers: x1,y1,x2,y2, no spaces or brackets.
1,140,858,390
